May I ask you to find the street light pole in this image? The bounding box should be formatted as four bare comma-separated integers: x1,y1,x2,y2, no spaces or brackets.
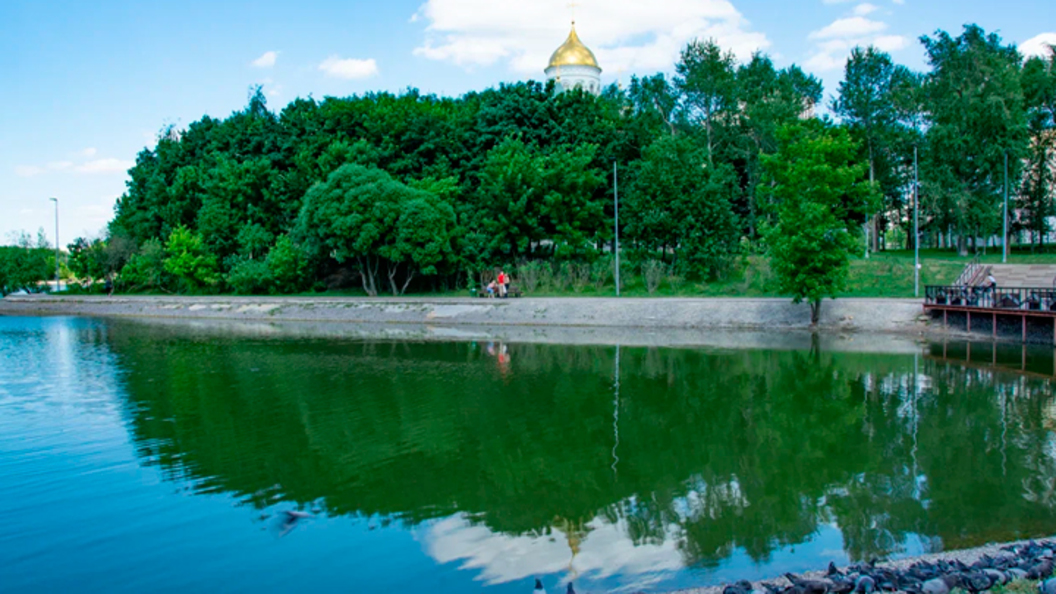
1003,151,1009,263
49,197,59,292
613,161,620,297
914,146,920,298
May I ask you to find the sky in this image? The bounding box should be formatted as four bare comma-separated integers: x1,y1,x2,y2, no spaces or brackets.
2,0,1054,246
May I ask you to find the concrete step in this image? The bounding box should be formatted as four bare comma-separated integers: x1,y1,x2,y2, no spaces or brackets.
987,264,1056,288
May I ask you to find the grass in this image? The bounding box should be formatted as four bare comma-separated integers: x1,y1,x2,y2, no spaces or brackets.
103,248,1056,300
989,579,1040,594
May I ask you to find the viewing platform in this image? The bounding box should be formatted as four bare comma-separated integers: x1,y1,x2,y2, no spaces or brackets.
924,285,1056,343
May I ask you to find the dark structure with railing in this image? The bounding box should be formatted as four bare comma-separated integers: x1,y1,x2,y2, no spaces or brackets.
924,285,1056,343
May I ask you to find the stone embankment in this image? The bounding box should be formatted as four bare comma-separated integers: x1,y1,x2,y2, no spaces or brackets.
0,295,927,334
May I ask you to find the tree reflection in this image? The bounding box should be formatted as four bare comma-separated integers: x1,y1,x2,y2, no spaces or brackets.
101,324,1056,573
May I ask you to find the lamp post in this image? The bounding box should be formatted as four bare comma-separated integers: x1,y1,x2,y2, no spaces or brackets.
914,146,920,298
613,160,620,297
49,197,59,292
1003,151,1009,263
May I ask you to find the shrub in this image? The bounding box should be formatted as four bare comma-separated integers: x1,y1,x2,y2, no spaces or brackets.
570,262,591,293
517,261,545,294
164,225,219,292
591,257,612,291
667,271,685,292
119,239,168,291
642,259,665,294
227,258,273,295
266,235,308,293
553,262,573,292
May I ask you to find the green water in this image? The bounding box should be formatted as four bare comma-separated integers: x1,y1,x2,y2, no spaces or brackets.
3,317,1056,593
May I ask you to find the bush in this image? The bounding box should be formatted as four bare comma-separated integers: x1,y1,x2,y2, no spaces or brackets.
667,271,685,292
553,262,573,292
569,262,591,293
516,261,545,294
266,235,308,293
164,225,219,292
642,259,665,294
227,258,273,295
538,262,554,292
119,239,168,291
591,257,612,291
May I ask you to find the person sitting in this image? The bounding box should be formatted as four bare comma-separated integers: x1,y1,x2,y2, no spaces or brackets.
485,281,498,298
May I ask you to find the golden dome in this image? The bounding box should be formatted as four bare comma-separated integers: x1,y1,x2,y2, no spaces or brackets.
547,23,601,70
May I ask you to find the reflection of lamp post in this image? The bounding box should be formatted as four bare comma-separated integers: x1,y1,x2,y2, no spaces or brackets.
49,197,59,292
612,344,620,480
914,146,920,297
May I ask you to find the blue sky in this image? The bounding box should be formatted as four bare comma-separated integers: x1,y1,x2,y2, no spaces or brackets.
2,0,1054,245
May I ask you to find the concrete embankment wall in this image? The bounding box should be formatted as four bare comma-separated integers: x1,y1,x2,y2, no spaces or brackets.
0,295,926,334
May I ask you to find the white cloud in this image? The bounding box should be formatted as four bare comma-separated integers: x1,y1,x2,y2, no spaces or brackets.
14,165,45,177
853,3,879,16
318,56,379,79
809,16,886,40
412,0,770,75
422,513,683,589
873,34,908,52
81,147,97,157
47,161,73,171
1021,33,1056,58
892,0,905,5
804,10,906,73
74,158,134,174
252,51,279,68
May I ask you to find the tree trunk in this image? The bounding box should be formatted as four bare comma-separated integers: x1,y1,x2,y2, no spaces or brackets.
400,269,416,295
868,143,878,253
357,256,378,297
387,261,400,296
810,299,821,325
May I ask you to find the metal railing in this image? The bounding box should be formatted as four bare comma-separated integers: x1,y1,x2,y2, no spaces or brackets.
925,285,1056,311
954,252,984,287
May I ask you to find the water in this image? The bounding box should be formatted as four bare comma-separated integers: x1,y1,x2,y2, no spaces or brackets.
3,317,1056,594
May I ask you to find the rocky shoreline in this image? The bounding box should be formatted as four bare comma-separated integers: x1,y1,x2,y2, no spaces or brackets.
671,538,1055,594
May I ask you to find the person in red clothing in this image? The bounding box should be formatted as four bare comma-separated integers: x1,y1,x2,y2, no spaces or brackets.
497,269,508,298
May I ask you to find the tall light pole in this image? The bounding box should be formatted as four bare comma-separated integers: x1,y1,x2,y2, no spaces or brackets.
613,161,620,297
914,147,920,297
49,197,59,292
1003,151,1009,263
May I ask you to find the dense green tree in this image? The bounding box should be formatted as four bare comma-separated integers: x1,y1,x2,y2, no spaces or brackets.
833,47,918,252
163,225,219,291
67,237,109,282
732,55,823,235
1018,50,1056,246
296,164,454,296
921,25,1029,253
0,231,53,295
626,133,739,278
676,40,738,163
119,238,168,291
476,137,603,260
760,122,878,323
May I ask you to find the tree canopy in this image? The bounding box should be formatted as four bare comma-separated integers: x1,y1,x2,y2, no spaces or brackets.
15,22,1042,307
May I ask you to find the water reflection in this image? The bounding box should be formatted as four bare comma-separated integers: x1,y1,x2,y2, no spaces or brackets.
99,323,1056,590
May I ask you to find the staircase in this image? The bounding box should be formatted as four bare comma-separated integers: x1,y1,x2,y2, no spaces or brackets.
986,264,1056,288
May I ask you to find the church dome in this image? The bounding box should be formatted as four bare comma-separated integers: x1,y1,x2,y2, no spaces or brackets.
547,23,601,70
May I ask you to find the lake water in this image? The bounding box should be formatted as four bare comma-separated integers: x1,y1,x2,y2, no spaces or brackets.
3,316,1056,593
